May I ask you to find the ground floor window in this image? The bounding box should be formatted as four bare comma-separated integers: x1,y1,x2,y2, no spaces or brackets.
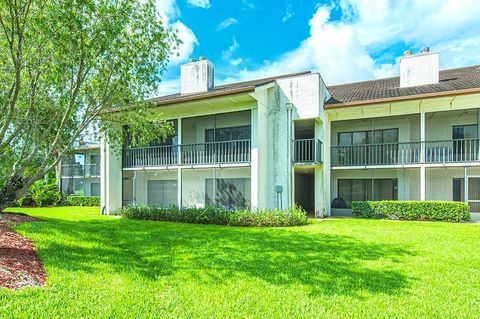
335,178,398,208
147,180,177,207
453,178,480,213
61,178,85,196
205,178,250,209
90,183,100,196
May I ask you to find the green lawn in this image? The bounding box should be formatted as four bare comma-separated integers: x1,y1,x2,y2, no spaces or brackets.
1,207,479,318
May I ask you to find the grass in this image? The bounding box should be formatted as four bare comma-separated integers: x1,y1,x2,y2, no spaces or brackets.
1,207,479,318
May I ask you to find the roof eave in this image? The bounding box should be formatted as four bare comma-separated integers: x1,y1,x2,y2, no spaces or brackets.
325,87,480,109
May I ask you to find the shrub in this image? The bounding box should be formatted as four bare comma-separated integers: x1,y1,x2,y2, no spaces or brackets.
29,178,62,207
63,196,100,207
118,204,309,227
229,205,308,227
352,200,471,222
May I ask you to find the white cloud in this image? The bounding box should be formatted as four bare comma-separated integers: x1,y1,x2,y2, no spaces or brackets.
240,0,256,10
224,0,480,85
187,0,211,9
217,18,238,31
153,1,198,66
222,38,240,61
157,78,181,96
169,21,199,65
229,58,243,66
282,4,294,23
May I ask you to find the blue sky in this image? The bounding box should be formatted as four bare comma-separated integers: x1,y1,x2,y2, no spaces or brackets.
157,0,480,95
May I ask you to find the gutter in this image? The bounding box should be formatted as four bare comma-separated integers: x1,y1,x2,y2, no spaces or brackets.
108,86,256,114
325,87,480,110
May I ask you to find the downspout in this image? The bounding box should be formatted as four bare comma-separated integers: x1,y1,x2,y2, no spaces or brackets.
286,102,294,208
101,140,107,215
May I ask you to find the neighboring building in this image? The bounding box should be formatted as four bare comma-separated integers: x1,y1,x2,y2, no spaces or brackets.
101,50,480,220
59,125,101,197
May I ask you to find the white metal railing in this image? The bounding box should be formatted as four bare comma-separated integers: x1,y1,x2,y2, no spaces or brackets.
331,138,480,166
293,139,322,164
122,140,251,168
61,163,101,177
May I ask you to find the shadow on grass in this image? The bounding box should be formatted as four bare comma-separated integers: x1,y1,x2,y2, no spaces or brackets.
19,217,415,297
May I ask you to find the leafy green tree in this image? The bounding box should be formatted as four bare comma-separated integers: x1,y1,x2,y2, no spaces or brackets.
0,0,177,210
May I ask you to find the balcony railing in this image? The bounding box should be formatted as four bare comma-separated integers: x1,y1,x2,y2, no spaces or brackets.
293,139,322,164
123,139,251,168
331,138,480,166
61,164,101,177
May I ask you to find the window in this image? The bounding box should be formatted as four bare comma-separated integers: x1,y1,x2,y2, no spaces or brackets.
453,125,478,140
205,126,251,142
452,125,478,161
147,180,178,207
337,129,399,165
338,128,398,146
90,154,100,164
453,178,480,213
205,178,251,209
90,183,100,196
336,178,398,208
453,178,464,202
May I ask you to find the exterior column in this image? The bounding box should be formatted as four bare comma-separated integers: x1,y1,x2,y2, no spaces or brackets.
177,118,182,208
100,127,123,215
322,120,331,216
464,167,468,204
420,112,426,163
420,166,426,201
250,108,259,209
420,112,426,201
100,137,106,214
177,169,182,208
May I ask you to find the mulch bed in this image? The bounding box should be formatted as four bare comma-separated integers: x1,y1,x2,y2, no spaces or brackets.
0,213,46,289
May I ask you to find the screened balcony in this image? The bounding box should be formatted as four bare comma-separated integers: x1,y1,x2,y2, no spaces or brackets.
123,140,251,168
331,138,480,166
61,163,101,177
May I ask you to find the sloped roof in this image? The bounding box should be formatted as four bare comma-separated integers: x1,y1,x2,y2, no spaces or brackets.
149,71,311,105
325,65,480,107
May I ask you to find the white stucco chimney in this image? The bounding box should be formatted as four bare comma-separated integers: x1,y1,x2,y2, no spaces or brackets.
400,48,439,88
180,57,214,95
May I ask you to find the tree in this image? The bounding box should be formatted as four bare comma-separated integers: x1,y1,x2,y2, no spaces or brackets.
0,0,177,210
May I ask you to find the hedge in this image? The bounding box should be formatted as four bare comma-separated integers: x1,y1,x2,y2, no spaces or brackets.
352,200,471,222
62,196,101,207
118,204,309,227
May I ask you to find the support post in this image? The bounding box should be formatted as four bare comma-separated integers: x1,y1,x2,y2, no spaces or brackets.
177,168,182,208
464,166,468,204
250,108,259,209
177,118,183,208
420,112,426,163
420,166,426,201
420,112,426,201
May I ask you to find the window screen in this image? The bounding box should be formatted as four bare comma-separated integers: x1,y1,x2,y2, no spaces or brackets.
337,178,398,208
147,180,178,207
205,178,251,209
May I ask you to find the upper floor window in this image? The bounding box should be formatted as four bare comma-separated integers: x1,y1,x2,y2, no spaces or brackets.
338,128,398,146
205,125,251,142
453,125,478,140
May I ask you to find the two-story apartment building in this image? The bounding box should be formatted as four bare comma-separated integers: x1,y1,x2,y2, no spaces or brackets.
59,126,101,197
101,49,480,220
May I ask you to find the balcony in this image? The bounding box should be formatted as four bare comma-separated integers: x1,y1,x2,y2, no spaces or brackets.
331,138,480,167
293,139,322,165
61,164,101,177
122,139,251,168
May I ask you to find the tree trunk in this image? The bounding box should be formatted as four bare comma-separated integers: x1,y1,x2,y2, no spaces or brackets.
0,174,24,213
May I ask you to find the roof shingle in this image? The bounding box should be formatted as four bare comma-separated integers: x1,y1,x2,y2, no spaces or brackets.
325,65,480,106
149,71,311,105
